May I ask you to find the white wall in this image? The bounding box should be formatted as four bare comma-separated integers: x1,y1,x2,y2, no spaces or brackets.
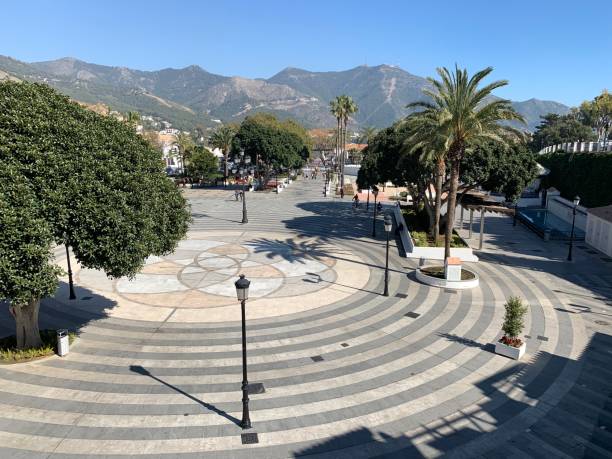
586,214,612,257
546,195,587,231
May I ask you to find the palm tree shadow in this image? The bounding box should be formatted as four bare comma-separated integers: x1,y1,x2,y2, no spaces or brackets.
244,237,345,265
129,365,241,426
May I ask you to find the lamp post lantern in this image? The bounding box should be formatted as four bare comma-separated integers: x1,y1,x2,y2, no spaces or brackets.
372,187,379,238
383,215,392,296
234,274,252,429
567,196,580,262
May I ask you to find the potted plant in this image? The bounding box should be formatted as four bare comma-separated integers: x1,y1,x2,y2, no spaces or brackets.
495,297,528,360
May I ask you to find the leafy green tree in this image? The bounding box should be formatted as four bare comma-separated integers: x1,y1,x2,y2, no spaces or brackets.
579,90,612,144
233,114,307,182
210,124,237,186
189,146,220,182
408,66,525,258
0,81,190,349
529,113,596,151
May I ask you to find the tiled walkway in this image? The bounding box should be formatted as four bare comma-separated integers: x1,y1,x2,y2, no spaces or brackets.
0,180,610,458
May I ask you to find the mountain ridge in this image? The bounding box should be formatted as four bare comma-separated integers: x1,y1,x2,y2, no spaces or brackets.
0,54,570,131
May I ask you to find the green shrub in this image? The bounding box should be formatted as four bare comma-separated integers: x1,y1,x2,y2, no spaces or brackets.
0,329,77,363
412,231,429,247
501,297,528,341
540,152,612,207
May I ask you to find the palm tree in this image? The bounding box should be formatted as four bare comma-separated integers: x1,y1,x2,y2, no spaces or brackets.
175,132,195,177
210,125,236,187
408,66,525,258
404,110,447,241
340,95,358,186
125,111,141,129
359,126,377,144
329,97,344,190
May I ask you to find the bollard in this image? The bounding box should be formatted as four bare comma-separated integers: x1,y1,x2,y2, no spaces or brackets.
57,329,69,357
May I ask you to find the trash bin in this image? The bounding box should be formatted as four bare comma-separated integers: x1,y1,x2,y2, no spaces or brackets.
57,329,69,357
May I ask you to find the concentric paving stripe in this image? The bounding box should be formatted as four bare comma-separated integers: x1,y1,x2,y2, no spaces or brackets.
0,179,592,458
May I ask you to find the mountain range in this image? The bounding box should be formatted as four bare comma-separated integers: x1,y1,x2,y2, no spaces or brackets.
0,55,570,132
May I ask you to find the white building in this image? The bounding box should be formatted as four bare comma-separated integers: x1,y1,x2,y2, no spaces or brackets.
586,205,612,257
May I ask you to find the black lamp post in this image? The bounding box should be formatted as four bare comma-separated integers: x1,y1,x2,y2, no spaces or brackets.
567,195,580,262
372,188,379,238
232,150,252,224
234,274,252,429
65,244,76,300
383,215,392,296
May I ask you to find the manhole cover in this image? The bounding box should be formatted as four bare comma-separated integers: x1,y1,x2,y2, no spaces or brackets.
310,355,324,362
241,433,259,444
248,383,265,394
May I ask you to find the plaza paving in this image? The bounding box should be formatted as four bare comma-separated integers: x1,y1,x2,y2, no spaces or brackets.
0,179,611,458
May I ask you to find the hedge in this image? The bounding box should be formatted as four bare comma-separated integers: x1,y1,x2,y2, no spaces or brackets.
539,152,612,208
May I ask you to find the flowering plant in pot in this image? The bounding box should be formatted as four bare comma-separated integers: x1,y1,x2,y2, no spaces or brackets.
495,297,528,360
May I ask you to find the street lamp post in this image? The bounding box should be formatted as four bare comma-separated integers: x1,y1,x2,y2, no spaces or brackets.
233,150,252,224
383,215,392,296
234,274,252,429
65,244,76,300
372,188,379,238
567,196,580,262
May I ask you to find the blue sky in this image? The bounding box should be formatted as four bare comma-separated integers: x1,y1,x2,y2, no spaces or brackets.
2,0,610,106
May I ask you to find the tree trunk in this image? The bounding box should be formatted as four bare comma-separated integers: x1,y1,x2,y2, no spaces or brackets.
12,298,43,349
433,157,445,241
224,151,228,187
445,157,461,259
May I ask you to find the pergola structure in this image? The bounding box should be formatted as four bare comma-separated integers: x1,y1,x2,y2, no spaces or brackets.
457,193,515,250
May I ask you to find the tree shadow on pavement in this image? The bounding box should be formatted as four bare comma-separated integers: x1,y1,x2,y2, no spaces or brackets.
0,281,116,339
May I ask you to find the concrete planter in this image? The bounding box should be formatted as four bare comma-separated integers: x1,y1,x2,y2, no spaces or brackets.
494,340,526,360
415,266,479,290
392,203,478,262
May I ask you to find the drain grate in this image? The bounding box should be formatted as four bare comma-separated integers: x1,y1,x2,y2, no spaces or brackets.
595,320,610,326
444,289,457,294
404,312,420,318
537,335,549,342
311,355,324,362
248,383,265,394
81,296,93,300
395,293,408,298
241,433,259,444
341,343,349,347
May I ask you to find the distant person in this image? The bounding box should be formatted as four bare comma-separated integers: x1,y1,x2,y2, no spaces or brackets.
352,194,360,208
340,188,344,199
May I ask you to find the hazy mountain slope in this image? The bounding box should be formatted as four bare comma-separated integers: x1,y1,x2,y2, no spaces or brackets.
0,55,570,131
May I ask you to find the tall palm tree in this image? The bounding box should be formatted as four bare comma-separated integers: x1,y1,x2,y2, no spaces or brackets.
409,66,525,258
175,132,195,177
340,95,358,186
404,110,447,241
329,97,344,190
210,125,236,187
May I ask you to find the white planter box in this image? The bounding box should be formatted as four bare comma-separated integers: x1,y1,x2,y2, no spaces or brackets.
392,203,478,262
494,340,526,360
415,267,479,290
